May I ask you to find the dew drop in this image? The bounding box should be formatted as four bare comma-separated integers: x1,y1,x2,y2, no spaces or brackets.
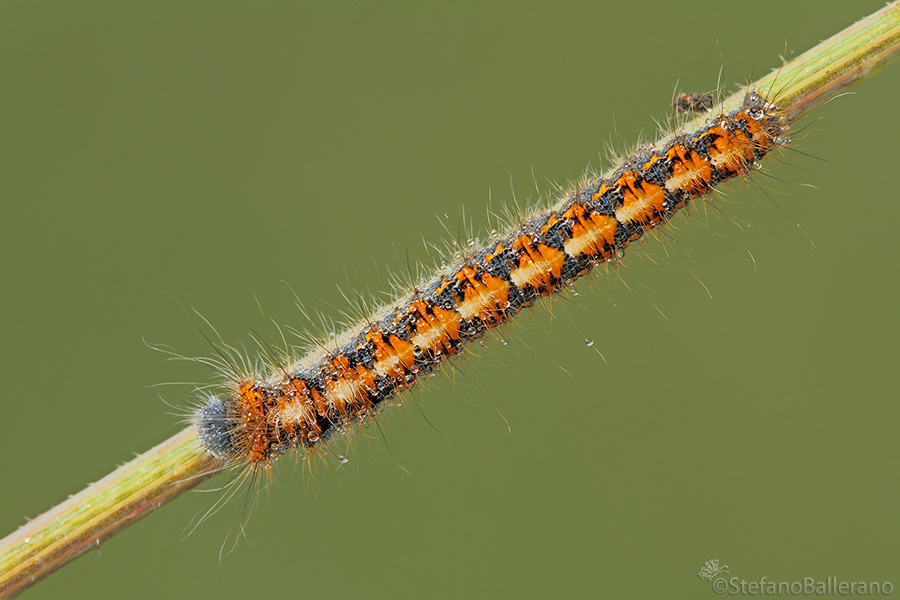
307,431,319,442
338,454,349,464
584,338,594,347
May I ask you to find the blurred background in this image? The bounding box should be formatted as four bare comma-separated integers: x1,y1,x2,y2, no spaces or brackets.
1,2,897,598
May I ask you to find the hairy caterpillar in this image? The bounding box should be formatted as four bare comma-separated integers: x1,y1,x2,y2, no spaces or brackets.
195,91,787,471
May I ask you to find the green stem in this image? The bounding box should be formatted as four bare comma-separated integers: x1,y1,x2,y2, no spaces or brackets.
2,1,899,597
0,428,219,597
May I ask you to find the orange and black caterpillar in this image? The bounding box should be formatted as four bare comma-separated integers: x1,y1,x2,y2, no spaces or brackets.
196,90,787,467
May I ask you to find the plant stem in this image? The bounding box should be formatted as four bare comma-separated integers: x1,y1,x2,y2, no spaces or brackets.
0,428,219,597
1,1,899,597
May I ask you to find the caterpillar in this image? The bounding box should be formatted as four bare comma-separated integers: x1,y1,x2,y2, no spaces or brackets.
196,90,788,470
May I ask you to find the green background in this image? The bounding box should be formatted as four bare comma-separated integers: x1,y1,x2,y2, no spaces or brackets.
1,2,897,598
